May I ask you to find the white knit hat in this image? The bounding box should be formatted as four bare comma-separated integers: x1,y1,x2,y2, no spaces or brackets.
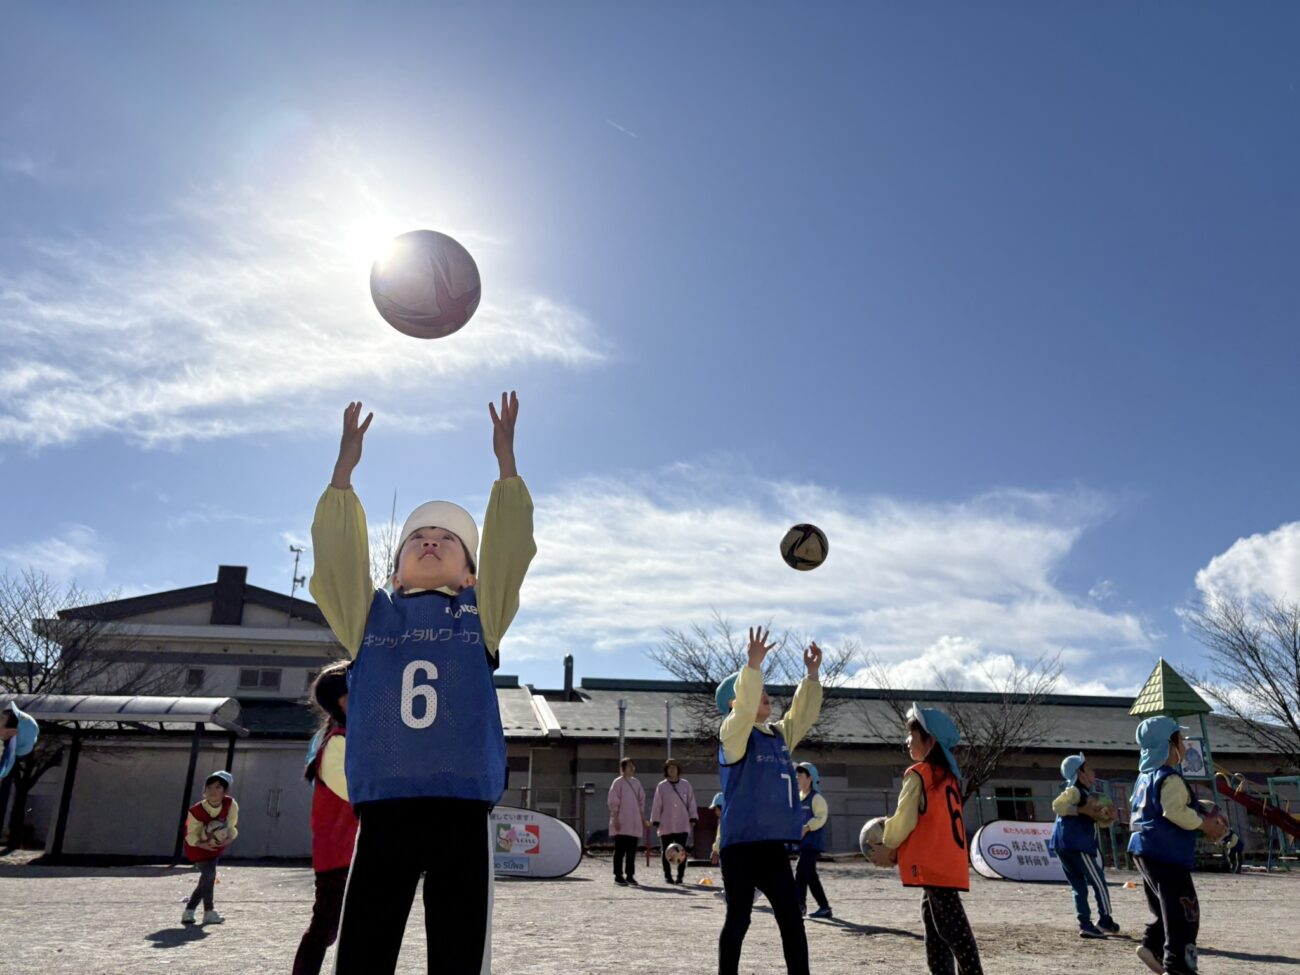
398,501,479,572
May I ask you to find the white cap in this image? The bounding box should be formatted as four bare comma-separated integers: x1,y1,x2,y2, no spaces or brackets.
398,501,479,572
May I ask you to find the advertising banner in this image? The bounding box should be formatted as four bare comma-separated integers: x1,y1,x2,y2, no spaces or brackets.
970,820,1068,883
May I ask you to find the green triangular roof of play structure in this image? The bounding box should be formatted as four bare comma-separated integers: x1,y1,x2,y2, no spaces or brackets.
1129,658,1211,717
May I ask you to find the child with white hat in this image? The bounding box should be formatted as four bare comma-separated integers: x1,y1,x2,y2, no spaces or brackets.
309,392,536,975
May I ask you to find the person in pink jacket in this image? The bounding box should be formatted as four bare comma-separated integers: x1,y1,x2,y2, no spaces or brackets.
608,757,649,886
651,759,699,885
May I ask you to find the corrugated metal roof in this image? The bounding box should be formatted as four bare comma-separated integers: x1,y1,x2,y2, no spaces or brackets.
3,694,247,735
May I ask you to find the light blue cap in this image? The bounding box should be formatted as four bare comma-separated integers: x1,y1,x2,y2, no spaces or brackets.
1061,753,1086,787
207,770,234,788
1136,716,1188,773
796,761,820,792
907,703,962,786
715,671,741,715
0,703,39,780
710,791,724,808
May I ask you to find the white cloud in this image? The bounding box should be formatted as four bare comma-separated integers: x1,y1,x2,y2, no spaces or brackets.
0,141,606,448
504,469,1155,693
1194,521,1300,605
0,524,107,583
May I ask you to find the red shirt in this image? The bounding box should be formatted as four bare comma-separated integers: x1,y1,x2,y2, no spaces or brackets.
183,795,232,863
311,727,359,873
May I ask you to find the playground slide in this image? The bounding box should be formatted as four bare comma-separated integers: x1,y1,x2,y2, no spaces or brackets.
1215,778,1300,841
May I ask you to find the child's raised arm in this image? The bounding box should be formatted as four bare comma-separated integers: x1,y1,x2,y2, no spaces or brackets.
309,402,377,657
776,641,824,751
477,391,537,658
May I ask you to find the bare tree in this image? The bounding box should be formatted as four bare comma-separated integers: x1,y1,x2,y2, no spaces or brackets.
857,650,1063,799
1187,594,1300,775
0,568,182,848
648,610,856,742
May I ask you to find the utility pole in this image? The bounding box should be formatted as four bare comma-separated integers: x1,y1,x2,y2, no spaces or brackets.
287,545,306,627
617,699,627,760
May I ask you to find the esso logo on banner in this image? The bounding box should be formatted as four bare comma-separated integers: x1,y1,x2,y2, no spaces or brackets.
988,844,1012,860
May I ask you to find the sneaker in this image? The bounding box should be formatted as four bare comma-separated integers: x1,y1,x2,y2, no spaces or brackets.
180,909,196,925
202,910,225,925
809,906,834,920
1098,916,1120,934
663,876,675,885
1136,946,1163,974
614,877,628,886
1079,922,1105,939
626,877,639,886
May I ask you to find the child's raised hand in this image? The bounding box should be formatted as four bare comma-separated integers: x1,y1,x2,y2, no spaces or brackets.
489,390,520,479
804,641,823,678
746,626,775,669
332,401,373,489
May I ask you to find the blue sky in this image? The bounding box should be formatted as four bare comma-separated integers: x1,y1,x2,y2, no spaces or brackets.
2,3,1299,695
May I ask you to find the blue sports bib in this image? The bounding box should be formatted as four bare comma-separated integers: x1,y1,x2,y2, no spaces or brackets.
345,588,505,806
1128,767,1197,869
718,726,803,847
799,790,827,852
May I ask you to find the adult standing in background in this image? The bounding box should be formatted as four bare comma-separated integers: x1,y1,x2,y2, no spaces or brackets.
651,759,699,884
608,757,648,886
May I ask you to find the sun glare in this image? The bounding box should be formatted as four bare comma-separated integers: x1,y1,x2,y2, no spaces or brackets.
345,215,405,271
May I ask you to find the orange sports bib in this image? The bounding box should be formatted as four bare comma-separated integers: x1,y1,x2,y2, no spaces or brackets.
896,763,969,890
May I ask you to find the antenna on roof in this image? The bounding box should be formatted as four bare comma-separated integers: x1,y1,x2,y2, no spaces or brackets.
287,545,306,627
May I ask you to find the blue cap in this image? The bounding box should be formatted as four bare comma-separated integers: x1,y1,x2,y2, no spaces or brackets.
907,703,962,786
1136,716,1188,772
715,671,741,715
207,770,234,789
1060,753,1086,787
796,761,820,792
710,791,724,809
0,703,39,780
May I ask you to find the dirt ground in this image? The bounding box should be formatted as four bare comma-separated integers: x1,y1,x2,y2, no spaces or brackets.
0,853,1297,974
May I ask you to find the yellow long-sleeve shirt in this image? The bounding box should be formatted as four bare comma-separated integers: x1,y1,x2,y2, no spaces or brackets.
1159,773,1205,831
319,734,347,802
185,796,240,847
800,791,829,832
882,771,923,849
1052,784,1085,818
719,667,823,764
308,478,536,657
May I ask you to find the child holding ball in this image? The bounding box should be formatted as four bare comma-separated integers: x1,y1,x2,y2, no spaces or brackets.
309,393,535,975
181,770,239,925
870,705,983,975
1047,752,1118,939
1128,716,1228,975
715,628,823,975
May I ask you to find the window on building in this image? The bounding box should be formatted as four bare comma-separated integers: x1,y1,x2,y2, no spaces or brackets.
305,669,320,693
238,668,282,691
994,786,1036,821
184,668,205,691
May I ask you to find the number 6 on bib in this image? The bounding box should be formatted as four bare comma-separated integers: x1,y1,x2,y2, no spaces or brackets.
400,660,439,729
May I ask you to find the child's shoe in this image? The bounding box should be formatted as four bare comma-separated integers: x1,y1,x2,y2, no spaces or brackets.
202,910,225,925
1135,945,1163,973
1097,915,1120,934
180,909,196,925
809,906,833,920
1079,921,1105,939
625,876,639,886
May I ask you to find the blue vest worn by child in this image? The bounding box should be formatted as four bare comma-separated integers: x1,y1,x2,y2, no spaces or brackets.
1049,784,1099,854
799,790,827,852
1128,766,1197,869
346,587,506,807
718,726,803,848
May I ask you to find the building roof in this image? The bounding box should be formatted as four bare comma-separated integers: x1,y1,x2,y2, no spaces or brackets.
57,565,326,627
541,678,1270,756
1130,658,1211,717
